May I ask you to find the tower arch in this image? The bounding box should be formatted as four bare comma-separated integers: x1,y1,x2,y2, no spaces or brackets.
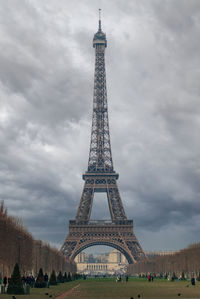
72,241,135,264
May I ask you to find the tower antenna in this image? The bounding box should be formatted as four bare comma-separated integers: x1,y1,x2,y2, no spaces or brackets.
99,8,101,30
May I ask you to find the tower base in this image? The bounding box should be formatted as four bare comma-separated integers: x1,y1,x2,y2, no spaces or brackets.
61,220,146,264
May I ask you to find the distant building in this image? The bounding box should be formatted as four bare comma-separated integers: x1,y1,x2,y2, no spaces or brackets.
97,252,109,263
108,249,127,264
75,251,88,263
75,249,128,275
145,251,177,258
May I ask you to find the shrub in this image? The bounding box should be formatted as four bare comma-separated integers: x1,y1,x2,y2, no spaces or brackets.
63,272,68,282
49,270,57,285
7,263,24,294
68,272,72,281
57,271,64,283
34,268,46,288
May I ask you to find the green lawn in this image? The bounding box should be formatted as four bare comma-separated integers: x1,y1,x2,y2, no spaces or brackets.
0,281,78,299
67,278,200,299
0,278,200,299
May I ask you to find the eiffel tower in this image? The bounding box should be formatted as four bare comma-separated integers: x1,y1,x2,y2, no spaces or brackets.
61,11,146,264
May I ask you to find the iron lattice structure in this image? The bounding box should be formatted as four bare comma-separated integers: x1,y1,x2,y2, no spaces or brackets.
61,16,146,264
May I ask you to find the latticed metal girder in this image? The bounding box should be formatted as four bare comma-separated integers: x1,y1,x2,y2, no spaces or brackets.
75,174,127,222
88,40,113,173
61,222,146,264
61,18,146,264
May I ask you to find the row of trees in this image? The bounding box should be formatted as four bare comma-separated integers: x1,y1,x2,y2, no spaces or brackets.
128,243,200,278
0,201,76,277
5,263,82,295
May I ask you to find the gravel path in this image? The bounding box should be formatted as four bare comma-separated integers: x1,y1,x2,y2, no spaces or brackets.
55,284,80,299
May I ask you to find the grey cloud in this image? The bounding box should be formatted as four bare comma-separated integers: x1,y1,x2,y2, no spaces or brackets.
0,0,200,251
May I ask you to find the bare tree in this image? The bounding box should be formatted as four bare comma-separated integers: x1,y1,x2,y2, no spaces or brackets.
0,202,76,277
128,244,200,278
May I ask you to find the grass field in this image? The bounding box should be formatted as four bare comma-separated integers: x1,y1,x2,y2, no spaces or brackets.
67,278,200,299
0,281,78,299
0,278,200,299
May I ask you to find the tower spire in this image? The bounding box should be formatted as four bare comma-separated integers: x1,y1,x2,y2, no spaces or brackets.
99,8,101,31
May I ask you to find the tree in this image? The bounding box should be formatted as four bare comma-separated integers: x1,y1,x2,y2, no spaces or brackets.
0,202,76,278
57,271,63,283
49,270,57,285
35,268,46,288
68,272,72,281
7,263,24,294
63,272,68,282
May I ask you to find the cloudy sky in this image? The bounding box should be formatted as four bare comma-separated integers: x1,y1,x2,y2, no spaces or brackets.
0,0,200,253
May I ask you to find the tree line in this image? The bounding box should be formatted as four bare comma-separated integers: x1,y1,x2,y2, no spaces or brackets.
0,201,76,277
128,243,200,278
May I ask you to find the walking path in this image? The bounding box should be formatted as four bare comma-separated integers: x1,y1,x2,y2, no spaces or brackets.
55,284,80,299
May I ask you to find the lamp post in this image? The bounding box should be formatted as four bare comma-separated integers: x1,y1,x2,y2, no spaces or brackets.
43,248,48,275
17,234,22,270
34,242,41,277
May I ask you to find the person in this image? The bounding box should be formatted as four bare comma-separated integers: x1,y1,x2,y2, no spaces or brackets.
148,274,151,282
44,273,48,282
191,277,195,285
126,275,129,283
151,275,154,282
26,275,31,285
3,276,7,287
30,275,35,288
44,273,49,287
21,275,26,286
116,275,121,282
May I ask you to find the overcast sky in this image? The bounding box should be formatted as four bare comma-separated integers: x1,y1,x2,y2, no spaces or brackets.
0,0,200,253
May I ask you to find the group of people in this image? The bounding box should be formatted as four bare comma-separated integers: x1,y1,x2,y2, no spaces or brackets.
1,273,49,289
116,275,122,282
116,275,129,283
148,274,154,282
1,275,35,289
21,275,36,287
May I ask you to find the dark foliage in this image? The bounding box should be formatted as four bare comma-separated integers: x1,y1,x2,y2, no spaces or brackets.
57,271,63,283
68,272,72,281
49,270,57,286
35,268,46,288
7,263,24,295
63,272,68,282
